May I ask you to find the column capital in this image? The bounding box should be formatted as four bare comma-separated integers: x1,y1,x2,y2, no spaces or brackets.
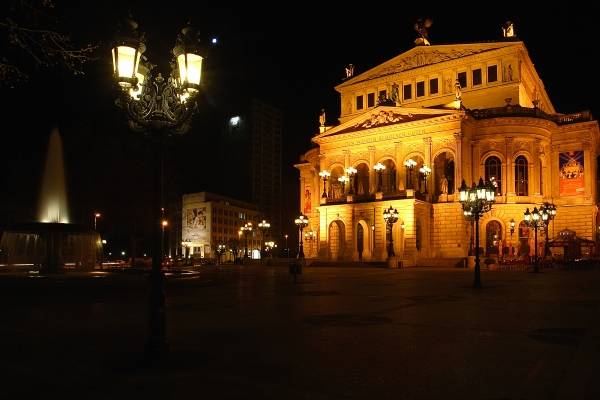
368,146,376,152
423,137,432,145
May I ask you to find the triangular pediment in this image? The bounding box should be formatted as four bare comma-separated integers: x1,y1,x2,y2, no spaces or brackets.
337,42,520,89
313,106,460,143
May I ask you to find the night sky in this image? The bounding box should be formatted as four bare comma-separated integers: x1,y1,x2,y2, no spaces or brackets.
1,2,597,254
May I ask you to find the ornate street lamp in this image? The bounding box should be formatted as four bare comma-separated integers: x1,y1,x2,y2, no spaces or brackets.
338,175,349,197
216,244,226,265
258,219,270,256
419,164,432,194
319,170,331,198
294,214,309,259
509,218,515,257
374,162,386,192
304,230,315,257
404,159,417,189
540,202,557,256
459,178,495,288
382,205,399,258
346,166,357,195
111,17,204,359
524,206,548,273
241,222,253,259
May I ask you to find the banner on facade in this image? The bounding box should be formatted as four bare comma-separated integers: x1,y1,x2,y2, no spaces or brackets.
303,185,312,215
559,151,584,196
183,206,209,241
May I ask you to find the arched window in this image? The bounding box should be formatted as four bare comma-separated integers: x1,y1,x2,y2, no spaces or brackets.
515,156,528,196
485,220,502,256
484,156,502,194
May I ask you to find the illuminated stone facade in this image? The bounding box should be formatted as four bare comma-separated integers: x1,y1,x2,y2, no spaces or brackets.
296,40,599,266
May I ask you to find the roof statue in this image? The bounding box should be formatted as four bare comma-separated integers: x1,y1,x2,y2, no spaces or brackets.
502,21,516,38
319,109,326,127
414,18,433,46
345,64,355,79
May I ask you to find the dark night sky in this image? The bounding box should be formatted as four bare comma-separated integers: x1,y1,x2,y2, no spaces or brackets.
1,2,597,253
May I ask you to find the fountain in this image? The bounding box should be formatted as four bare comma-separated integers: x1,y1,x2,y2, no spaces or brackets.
0,128,100,272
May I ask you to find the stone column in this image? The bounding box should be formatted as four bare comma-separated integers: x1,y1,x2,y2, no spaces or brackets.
584,140,592,199
368,146,376,194
532,139,540,195
424,137,432,197
505,137,514,197
395,142,403,191
454,132,463,193
471,140,480,186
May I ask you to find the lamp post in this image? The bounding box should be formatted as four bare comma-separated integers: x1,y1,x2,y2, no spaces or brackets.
374,162,386,192
509,218,515,257
382,205,399,258
338,175,349,197
404,159,417,189
111,17,204,360
284,234,289,258
540,202,557,257
524,206,548,273
93,212,101,230
459,178,496,289
294,214,309,259
304,230,315,257
241,222,253,259
319,170,330,198
216,244,226,265
258,219,270,258
181,239,192,265
419,165,432,194
161,219,168,264
346,166,357,195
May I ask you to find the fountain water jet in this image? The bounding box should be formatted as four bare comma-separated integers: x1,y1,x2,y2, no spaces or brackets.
0,128,100,272
39,128,69,223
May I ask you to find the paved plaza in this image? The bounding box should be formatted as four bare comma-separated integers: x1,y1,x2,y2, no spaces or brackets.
1,266,599,399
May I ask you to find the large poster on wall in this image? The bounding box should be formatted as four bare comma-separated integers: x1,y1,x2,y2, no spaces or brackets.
303,185,312,215
559,151,584,195
183,206,208,241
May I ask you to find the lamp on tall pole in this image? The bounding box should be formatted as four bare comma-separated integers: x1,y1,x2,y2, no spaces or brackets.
111,17,204,360
93,212,101,230
540,202,557,257
241,222,253,259
524,206,548,273
459,178,496,288
403,159,417,189
338,175,349,197
284,234,289,257
258,219,270,257
374,162,386,192
319,170,330,198
509,218,515,257
382,205,399,258
346,166,357,195
419,164,432,194
294,214,309,259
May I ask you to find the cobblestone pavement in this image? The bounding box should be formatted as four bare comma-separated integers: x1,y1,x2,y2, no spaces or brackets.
1,266,599,399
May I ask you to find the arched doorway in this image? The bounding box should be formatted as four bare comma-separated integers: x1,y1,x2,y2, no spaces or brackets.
433,151,455,196
329,166,345,200
404,155,424,191
381,159,397,194
329,220,345,260
357,224,364,261
356,163,370,196
485,220,502,256
518,221,530,256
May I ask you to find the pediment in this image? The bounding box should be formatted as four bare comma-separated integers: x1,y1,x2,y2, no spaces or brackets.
313,106,459,142
337,42,519,88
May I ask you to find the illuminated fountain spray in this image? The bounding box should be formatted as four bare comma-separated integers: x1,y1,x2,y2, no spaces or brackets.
39,128,69,223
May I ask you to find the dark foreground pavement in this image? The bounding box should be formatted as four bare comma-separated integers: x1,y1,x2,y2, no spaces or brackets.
1,266,599,399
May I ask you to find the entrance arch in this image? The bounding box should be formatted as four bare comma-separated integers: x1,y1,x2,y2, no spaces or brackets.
355,220,372,261
485,220,503,256
329,220,345,260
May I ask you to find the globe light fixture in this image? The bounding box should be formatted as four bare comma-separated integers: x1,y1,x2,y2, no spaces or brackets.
345,166,357,195
419,165,432,194
404,159,417,189
459,178,496,288
523,206,549,273
294,214,309,259
374,162,386,192
382,205,399,258
319,170,331,198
